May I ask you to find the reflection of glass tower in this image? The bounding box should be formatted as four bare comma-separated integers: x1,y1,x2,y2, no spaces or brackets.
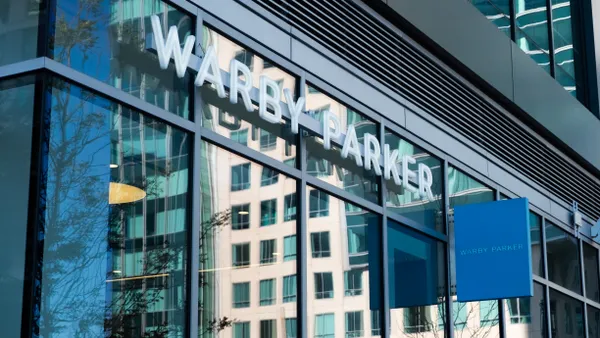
108,0,193,117
471,0,580,97
107,108,189,336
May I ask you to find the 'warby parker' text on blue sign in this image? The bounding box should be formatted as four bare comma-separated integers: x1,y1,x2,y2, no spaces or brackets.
454,198,533,302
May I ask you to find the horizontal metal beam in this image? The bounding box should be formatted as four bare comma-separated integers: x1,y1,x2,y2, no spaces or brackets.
0,57,45,78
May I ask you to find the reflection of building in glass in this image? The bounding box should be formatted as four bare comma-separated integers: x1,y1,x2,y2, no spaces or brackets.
3,1,600,338
470,0,581,98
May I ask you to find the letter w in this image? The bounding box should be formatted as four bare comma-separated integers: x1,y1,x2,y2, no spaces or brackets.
151,15,195,78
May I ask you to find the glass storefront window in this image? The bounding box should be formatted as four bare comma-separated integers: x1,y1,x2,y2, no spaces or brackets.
588,305,600,338
0,76,35,338
199,142,297,337
39,79,190,337
504,283,547,338
546,222,581,294
514,0,551,74
305,84,380,204
200,26,297,167
385,130,443,232
0,0,39,66
583,243,600,302
549,289,584,337
388,219,447,337
306,189,382,337
53,0,193,118
448,166,499,337
530,211,544,276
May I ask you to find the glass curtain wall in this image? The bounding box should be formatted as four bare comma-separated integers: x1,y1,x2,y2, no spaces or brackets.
471,0,585,100
306,189,382,337
53,0,194,118
198,142,298,338
12,1,600,338
37,78,190,337
448,166,501,338
0,76,36,338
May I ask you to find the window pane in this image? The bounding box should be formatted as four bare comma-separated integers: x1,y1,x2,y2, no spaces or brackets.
385,130,443,232
260,199,277,226
232,204,250,230
345,311,364,337
39,79,190,336
307,189,383,337
504,282,546,337
231,128,248,146
232,243,250,268
305,85,380,204
552,0,581,96
371,310,382,336
310,189,330,218
260,319,277,338
584,243,600,302
231,163,251,191
284,194,297,222
260,239,277,265
311,231,331,258
388,220,447,337
286,318,297,338
514,0,551,74
0,76,35,337
555,64,577,98
54,0,192,118
261,167,279,187
546,222,581,294
233,282,250,308
233,322,251,338
588,305,600,338
315,314,335,338
549,289,584,337
530,212,544,276
260,279,276,306
0,0,38,66
200,27,297,166
344,270,363,296
314,272,334,299
283,275,297,303
470,0,512,36
284,235,297,261
448,166,499,337
199,142,297,335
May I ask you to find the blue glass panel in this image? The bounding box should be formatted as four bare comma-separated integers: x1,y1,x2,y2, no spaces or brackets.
388,220,447,337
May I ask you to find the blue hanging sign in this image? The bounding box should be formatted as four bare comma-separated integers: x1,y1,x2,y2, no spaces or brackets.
454,198,533,302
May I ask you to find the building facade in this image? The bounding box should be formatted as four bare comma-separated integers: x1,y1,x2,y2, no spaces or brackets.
1,0,600,338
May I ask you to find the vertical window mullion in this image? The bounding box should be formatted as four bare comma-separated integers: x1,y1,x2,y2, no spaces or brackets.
442,159,454,338
189,7,203,337
509,0,517,42
546,0,557,77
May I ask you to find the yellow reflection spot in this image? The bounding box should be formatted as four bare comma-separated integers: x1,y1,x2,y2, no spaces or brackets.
109,182,147,205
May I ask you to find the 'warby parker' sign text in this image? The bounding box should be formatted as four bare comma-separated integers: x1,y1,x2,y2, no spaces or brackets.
150,15,435,199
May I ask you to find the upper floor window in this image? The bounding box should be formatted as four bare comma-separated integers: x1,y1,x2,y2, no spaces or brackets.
314,272,334,299
232,243,250,268
309,189,330,218
231,163,251,191
311,231,331,258
261,167,279,186
471,0,586,103
234,50,254,71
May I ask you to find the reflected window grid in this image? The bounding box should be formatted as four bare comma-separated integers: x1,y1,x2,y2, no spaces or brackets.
314,272,334,299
